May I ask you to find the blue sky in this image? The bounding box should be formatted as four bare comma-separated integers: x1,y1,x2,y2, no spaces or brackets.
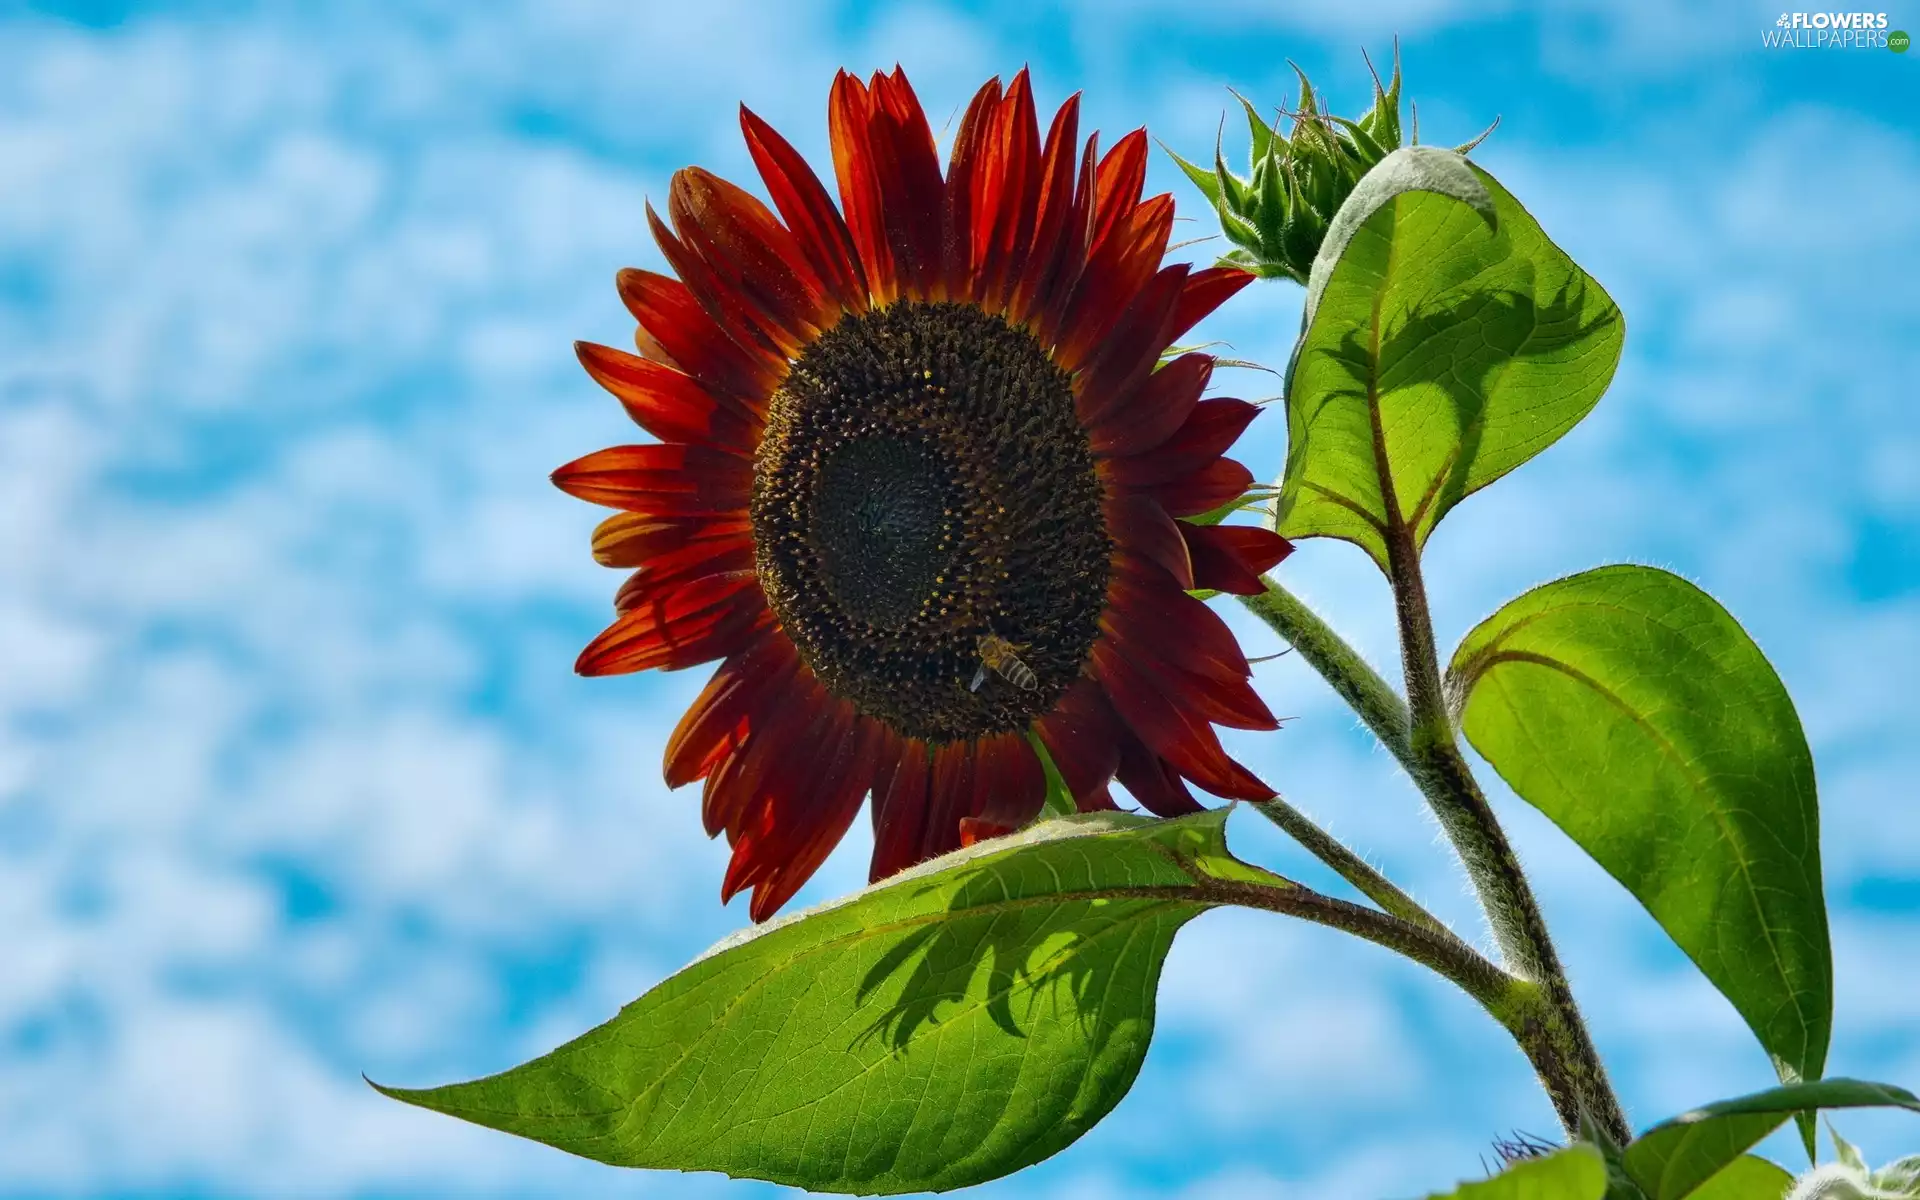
0,1,1915,1196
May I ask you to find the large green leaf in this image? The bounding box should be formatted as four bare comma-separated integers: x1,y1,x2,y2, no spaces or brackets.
1274,147,1623,570
1425,1145,1609,1199
1623,1080,1920,1200
1448,565,1830,1092
375,810,1281,1194
1683,1155,1794,1200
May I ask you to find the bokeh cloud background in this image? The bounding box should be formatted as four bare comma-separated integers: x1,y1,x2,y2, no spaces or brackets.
1,1,1915,1196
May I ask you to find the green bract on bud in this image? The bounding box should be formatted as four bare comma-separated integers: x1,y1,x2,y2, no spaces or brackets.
1162,46,1496,284
1788,1163,1920,1200
1879,1158,1920,1195
1791,1130,1920,1200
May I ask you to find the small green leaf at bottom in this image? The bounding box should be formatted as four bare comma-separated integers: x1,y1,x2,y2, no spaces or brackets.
1684,1155,1794,1200
1623,1079,1920,1200
1424,1145,1610,1199
374,810,1278,1194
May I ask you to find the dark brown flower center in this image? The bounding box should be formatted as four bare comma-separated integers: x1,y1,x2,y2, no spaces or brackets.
750,301,1110,743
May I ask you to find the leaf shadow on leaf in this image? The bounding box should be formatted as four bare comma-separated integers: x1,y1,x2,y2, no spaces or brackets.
1301,269,1612,540
854,866,1152,1052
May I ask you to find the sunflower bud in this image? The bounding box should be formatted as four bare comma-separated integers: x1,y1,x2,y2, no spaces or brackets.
1164,47,1494,284
1789,1130,1920,1200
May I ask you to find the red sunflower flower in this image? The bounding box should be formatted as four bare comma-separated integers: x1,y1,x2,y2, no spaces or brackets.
555,67,1294,921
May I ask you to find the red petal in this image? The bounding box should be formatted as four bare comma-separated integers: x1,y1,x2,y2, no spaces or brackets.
738,711,884,921
971,731,1046,829
665,629,800,792
669,168,835,353
1033,677,1125,809
1115,733,1204,817
1104,493,1193,589
1072,261,1190,426
648,201,792,368
830,69,944,304
920,739,977,864
615,268,781,408
707,663,844,843
1029,131,1101,344
700,659,822,836
1105,398,1260,487
575,572,766,675
1151,456,1253,518
612,538,754,611
829,71,895,304
1182,523,1294,596
551,443,751,516
1167,266,1255,345
866,68,946,301
1008,92,1082,325
975,69,1040,310
1100,593,1275,733
1151,660,1276,731
1056,195,1176,373
589,513,750,569
575,342,759,452
1080,785,1118,811
1107,558,1257,683
1089,353,1211,458
741,104,870,313
722,696,855,908
1092,637,1274,800
870,736,933,881
941,75,1002,303
958,816,1017,847
1089,129,1150,251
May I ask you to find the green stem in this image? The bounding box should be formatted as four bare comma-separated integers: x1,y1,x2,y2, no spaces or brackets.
1248,797,1455,941
1239,569,1629,1142
1240,581,1414,769
1379,521,1630,1144
1189,874,1516,1016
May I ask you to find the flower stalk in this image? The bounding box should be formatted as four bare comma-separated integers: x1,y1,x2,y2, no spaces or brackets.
1249,796,1455,940
1240,578,1412,767
1240,558,1631,1143
1380,519,1629,1142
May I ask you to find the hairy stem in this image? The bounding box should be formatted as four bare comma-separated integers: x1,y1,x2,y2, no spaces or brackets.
1248,797,1455,940
1240,581,1414,768
1380,520,1629,1143
1190,874,1515,1016
1239,568,1628,1141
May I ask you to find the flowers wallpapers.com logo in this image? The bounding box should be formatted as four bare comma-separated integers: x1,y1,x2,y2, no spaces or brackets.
1764,10,1906,47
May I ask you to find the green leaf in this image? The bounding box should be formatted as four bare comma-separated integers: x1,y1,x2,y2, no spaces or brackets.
1216,192,1265,251
1214,128,1249,211
375,810,1279,1194
1684,1155,1794,1200
1623,1080,1920,1200
1026,729,1076,817
1425,1145,1610,1199
1229,87,1275,170
1163,143,1223,208
1274,148,1622,570
1334,113,1392,166
1831,1121,1868,1172
1448,566,1831,1094
1259,137,1288,228
1360,43,1403,147
1184,484,1279,527
1875,1154,1920,1196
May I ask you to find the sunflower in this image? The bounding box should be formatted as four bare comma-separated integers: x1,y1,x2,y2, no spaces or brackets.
555,67,1293,920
